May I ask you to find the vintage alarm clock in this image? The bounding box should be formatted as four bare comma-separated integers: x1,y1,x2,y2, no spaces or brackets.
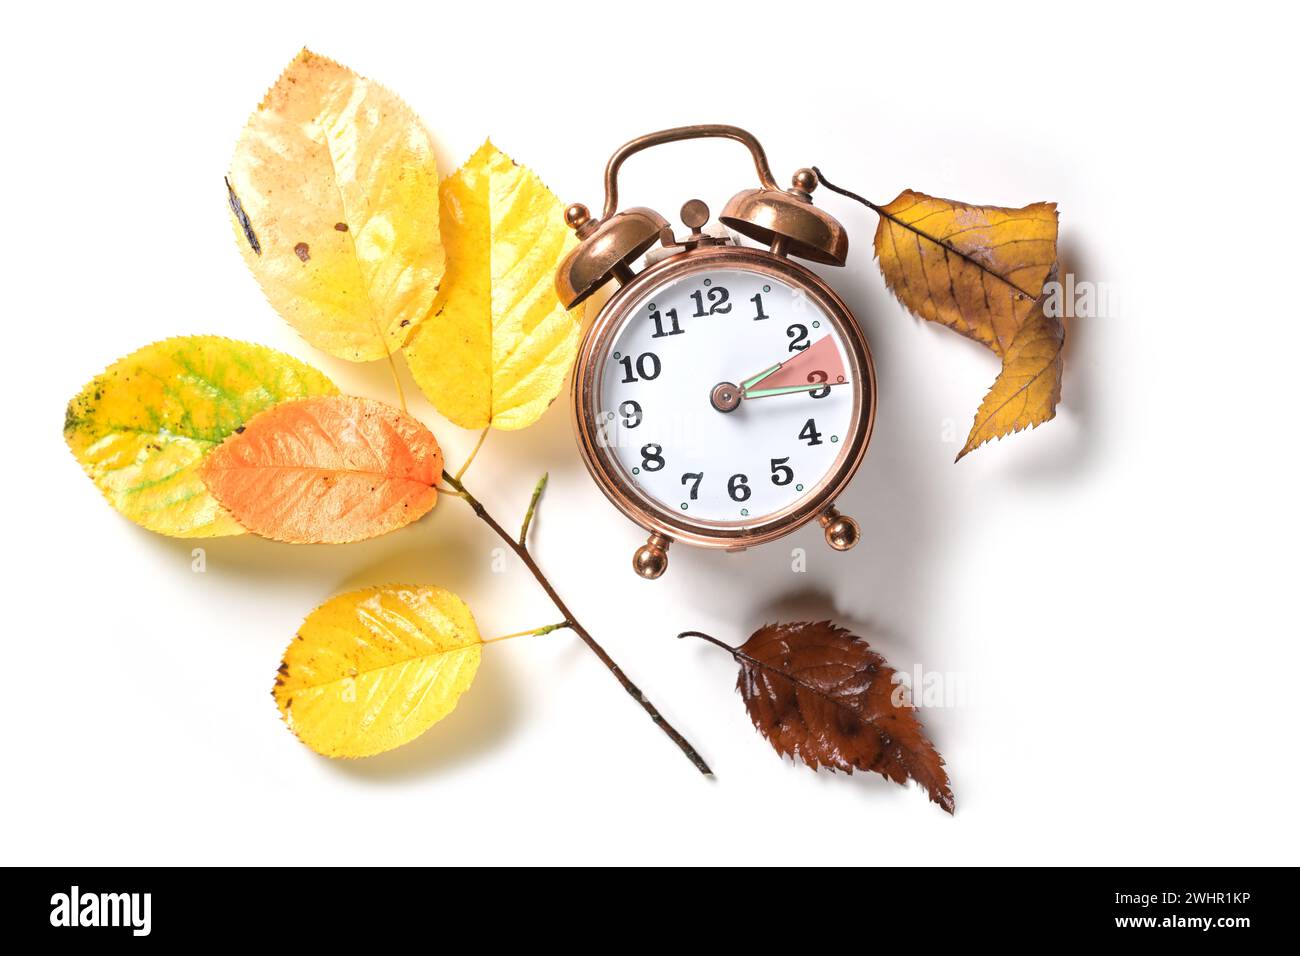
555,125,876,578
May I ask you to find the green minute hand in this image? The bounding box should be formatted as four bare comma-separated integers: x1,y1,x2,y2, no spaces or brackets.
744,378,848,398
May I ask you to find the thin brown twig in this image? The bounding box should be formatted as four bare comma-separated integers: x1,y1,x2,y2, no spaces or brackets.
442,469,712,776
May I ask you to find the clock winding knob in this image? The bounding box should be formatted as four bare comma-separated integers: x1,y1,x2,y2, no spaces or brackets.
819,506,860,551
680,199,710,232
633,533,672,579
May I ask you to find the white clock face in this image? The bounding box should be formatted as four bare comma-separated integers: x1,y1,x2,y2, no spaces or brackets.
592,266,860,526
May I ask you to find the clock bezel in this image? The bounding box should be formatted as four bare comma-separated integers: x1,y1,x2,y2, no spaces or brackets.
572,244,877,551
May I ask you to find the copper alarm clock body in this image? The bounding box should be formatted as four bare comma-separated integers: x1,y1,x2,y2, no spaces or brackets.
555,126,876,577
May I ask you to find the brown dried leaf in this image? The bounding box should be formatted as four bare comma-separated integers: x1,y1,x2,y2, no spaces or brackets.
689,622,953,812
873,189,1058,355
816,171,1068,459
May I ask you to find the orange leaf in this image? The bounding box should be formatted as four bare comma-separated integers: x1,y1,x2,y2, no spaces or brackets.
201,396,441,543
958,298,1065,461
873,190,1058,354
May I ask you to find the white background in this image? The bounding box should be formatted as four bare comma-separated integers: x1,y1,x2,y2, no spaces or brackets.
3,1,1296,865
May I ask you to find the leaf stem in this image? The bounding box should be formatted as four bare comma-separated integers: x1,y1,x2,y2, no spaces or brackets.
443,469,712,776
454,427,490,481
384,349,409,413
813,166,1041,300
810,167,883,214
483,621,572,645
519,472,548,547
677,630,738,654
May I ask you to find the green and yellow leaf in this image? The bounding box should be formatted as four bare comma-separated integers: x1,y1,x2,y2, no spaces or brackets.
227,49,445,362
403,141,582,430
874,190,1058,354
275,585,481,758
201,395,441,543
958,300,1065,460
65,336,336,537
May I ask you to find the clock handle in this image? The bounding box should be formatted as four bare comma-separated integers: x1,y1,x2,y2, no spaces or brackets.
600,125,779,222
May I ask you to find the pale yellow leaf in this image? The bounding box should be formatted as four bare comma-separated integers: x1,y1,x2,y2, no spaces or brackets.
227,49,445,361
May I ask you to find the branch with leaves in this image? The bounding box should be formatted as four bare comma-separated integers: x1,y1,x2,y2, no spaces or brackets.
64,49,708,776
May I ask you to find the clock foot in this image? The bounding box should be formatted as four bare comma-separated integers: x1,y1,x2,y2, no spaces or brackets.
633,533,672,579
819,505,860,552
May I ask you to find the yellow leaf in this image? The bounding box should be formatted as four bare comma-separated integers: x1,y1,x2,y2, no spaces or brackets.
957,301,1064,460
874,190,1058,354
403,141,582,430
274,586,481,758
65,336,337,537
227,49,445,362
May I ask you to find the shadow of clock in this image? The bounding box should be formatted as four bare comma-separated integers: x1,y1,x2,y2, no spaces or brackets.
670,229,1102,629
659,331,951,665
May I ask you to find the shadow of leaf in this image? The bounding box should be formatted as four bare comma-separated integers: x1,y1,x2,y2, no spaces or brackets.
322,649,522,783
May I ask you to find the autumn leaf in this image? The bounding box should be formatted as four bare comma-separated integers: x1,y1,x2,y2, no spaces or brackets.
685,622,954,812
201,395,441,543
867,188,1064,459
815,171,1065,459
958,296,1064,460
872,189,1058,355
227,49,445,362
275,585,481,758
403,141,582,430
64,336,337,537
